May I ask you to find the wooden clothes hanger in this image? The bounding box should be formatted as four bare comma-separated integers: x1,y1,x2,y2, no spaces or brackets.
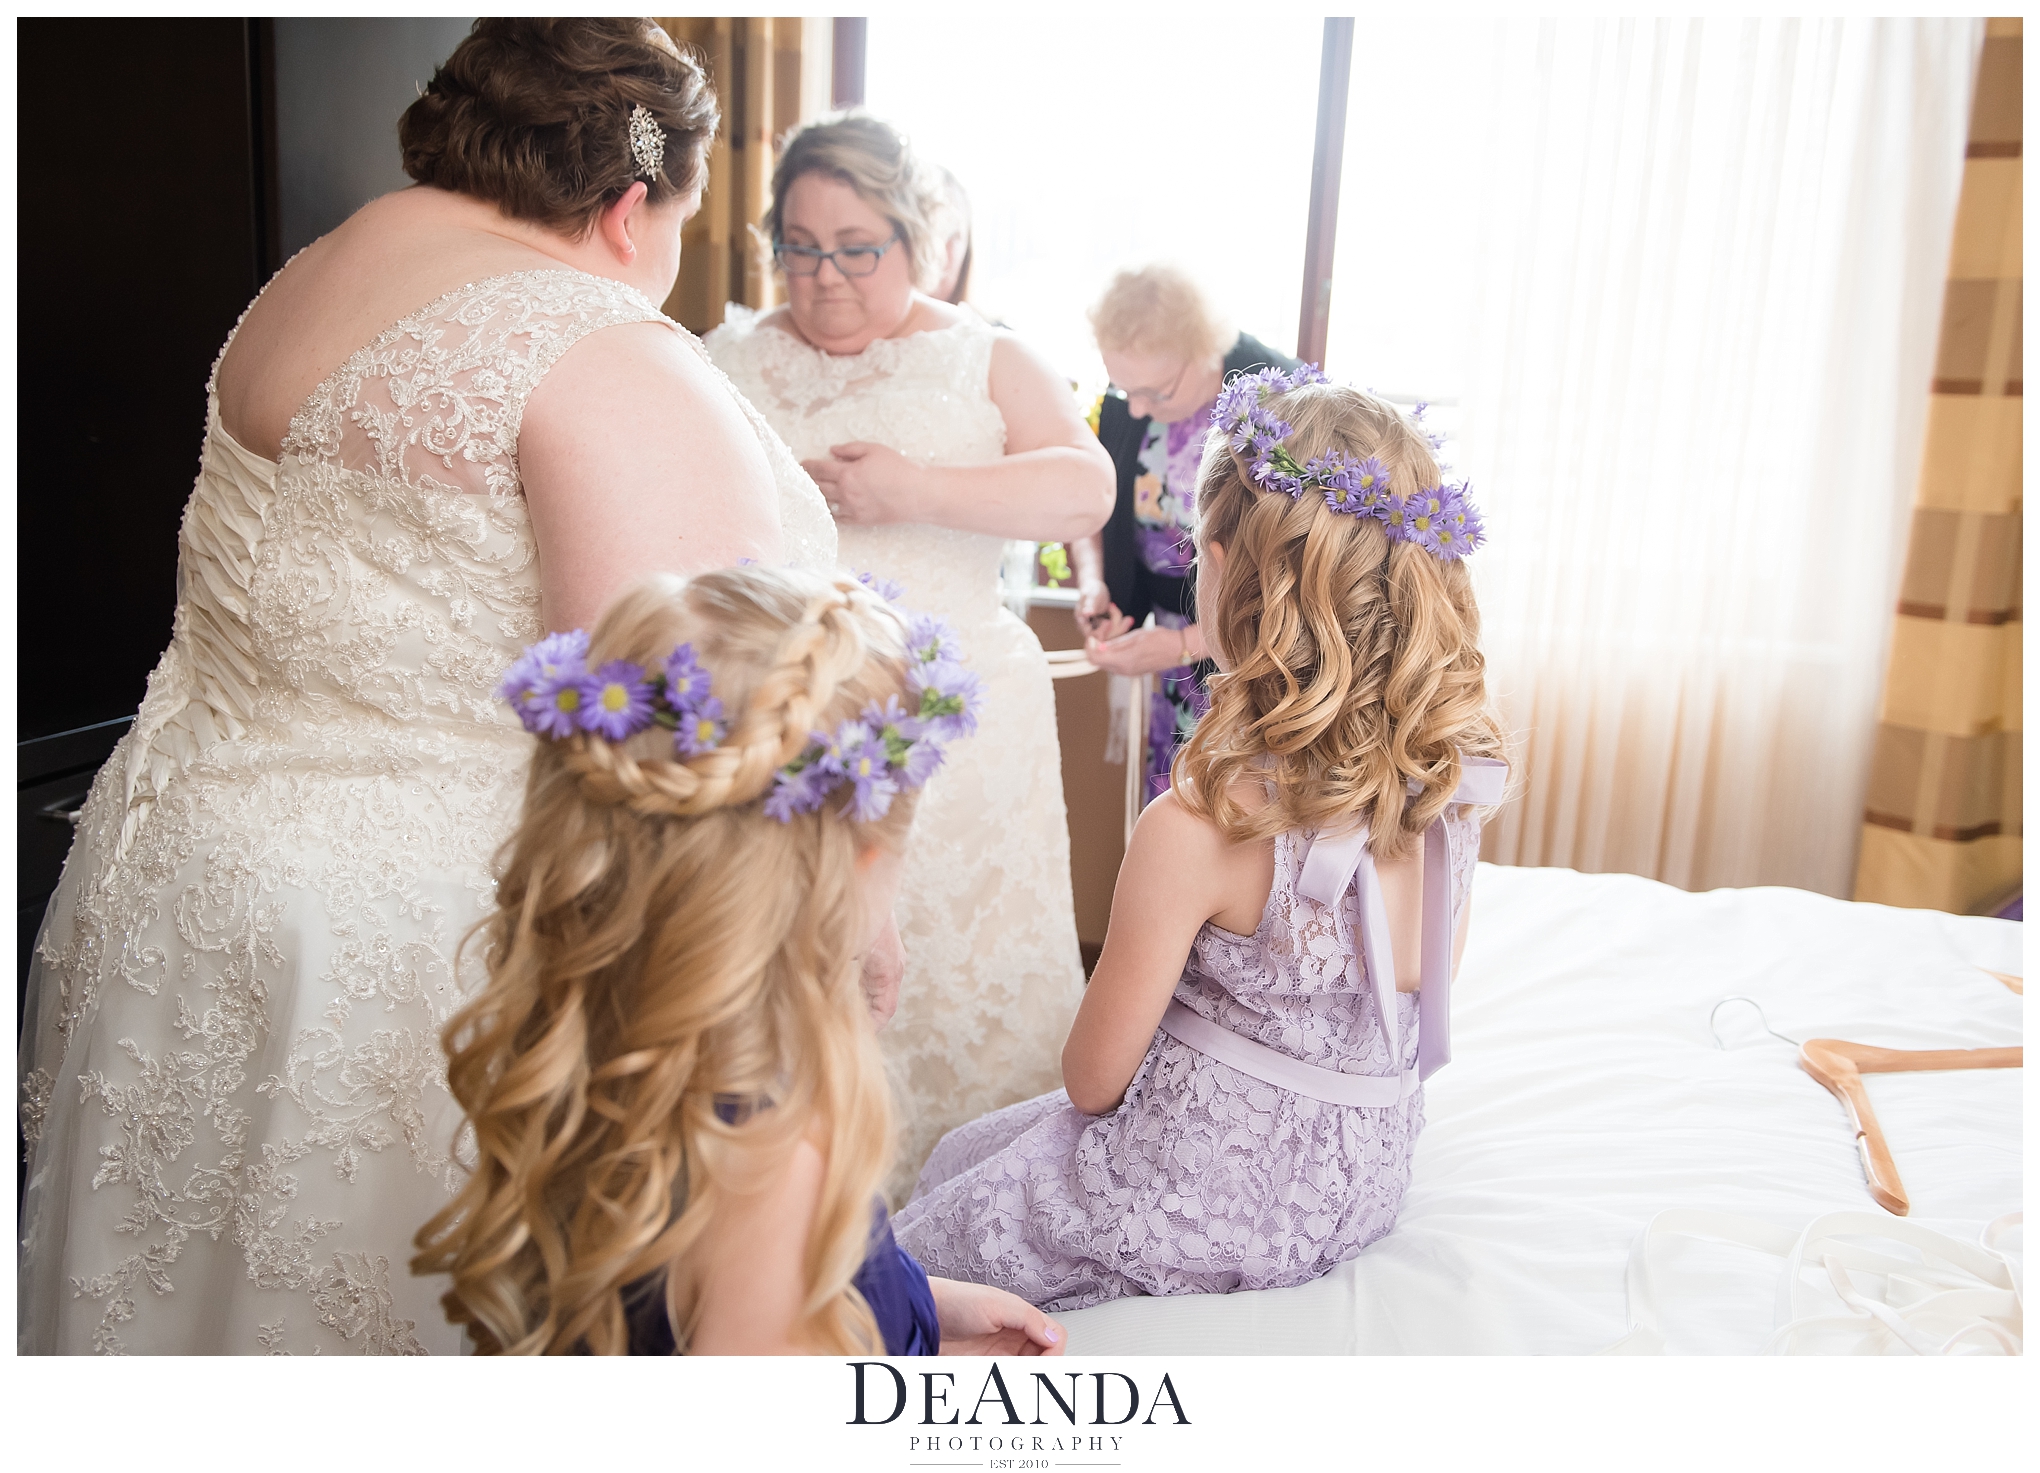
1798,1038,2023,1216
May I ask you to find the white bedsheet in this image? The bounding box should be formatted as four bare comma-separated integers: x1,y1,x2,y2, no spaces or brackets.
1055,863,2023,1354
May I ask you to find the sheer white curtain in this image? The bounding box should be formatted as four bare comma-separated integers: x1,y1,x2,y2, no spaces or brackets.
1457,18,1980,895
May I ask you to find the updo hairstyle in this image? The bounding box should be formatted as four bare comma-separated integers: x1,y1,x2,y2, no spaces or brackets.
399,18,718,237
762,112,945,291
1089,263,1236,368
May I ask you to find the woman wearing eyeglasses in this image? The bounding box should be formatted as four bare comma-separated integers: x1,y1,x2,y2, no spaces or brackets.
705,113,1112,1202
1070,264,1299,807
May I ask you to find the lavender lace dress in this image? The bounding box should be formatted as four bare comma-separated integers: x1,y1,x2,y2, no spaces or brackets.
893,804,1484,1313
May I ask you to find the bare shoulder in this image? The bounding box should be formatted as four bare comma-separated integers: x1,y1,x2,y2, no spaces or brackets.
986,326,1065,386
986,330,1099,458
1129,785,1275,937
1127,787,1242,874
527,317,749,435
903,295,972,334
686,1132,827,1354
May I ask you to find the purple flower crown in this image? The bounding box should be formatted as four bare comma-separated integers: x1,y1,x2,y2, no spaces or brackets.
1211,365,1485,561
496,574,984,824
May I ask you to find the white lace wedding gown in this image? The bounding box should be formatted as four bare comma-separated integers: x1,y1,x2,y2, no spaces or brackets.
707,310,1087,1202
16,269,836,1355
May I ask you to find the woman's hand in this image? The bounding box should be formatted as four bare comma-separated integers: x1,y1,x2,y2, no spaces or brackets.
1075,579,1131,641
804,442,929,525
1084,622,1200,677
929,1276,1065,1356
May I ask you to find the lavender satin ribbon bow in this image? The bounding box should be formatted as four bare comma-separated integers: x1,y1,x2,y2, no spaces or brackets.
1295,756,1507,1082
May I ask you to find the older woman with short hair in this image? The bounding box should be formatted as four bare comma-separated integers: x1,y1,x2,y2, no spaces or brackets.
706,112,1112,1200
1072,264,1299,806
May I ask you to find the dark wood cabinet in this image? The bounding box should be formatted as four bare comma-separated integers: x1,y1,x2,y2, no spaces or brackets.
15,19,276,1022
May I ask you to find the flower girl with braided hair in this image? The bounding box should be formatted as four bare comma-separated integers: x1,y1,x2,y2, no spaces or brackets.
894,373,1508,1310
412,565,1063,1356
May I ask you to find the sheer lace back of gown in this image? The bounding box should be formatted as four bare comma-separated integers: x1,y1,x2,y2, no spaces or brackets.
17,268,832,1355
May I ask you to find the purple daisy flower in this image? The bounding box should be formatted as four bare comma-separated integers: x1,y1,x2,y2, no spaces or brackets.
911,659,986,739
905,613,964,666
1352,456,1390,499
673,694,727,756
497,629,591,729
895,735,945,788
857,571,908,603
527,629,590,676
1431,520,1474,559
863,692,919,733
863,694,934,779
1433,485,1486,558
577,660,655,740
763,753,835,821
1456,498,1487,550
525,669,587,739
825,720,900,822
664,643,712,706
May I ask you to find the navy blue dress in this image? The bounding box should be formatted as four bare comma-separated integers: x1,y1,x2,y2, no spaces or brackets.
624,1201,940,1355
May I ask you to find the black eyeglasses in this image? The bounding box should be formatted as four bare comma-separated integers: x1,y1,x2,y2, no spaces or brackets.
773,235,900,278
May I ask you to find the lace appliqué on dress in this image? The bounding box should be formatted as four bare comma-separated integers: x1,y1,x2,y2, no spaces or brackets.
16,269,730,1355
893,810,1484,1312
706,310,1085,1202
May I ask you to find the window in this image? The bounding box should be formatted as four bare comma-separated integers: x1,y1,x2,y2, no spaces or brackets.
1322,21,1505,446
865,14,1323,389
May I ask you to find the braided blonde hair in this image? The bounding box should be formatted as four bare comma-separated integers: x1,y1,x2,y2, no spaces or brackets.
1177,385,1507,858
414,566,916,1354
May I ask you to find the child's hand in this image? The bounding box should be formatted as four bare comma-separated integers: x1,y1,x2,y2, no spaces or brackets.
928,1276,1065,1356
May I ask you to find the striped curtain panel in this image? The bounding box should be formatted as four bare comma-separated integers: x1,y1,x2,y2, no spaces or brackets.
655,18,836,335
1855,19,2023,916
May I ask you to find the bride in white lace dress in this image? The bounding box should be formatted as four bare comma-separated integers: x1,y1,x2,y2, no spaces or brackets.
707,116,1115,1200
16,21,836,1355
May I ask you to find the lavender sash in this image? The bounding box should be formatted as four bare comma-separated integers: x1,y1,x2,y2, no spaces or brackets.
1158,755,1507,1107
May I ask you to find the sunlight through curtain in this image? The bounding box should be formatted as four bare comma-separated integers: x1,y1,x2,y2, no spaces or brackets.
1458,18,1983,895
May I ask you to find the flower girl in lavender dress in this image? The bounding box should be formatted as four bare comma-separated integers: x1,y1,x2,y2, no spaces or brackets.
894,375,1507,1312
412,567,1062,1355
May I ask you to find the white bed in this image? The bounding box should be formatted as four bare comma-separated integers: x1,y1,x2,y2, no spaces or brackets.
1055,863,2023,1354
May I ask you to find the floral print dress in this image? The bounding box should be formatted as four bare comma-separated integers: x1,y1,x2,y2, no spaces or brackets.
1132,401,1217,804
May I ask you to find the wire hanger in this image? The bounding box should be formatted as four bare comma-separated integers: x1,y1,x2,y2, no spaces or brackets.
1708,996,1801,1050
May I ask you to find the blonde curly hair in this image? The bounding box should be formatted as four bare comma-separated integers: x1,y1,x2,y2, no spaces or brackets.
413,566,918,1354
1176,385,1507,858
